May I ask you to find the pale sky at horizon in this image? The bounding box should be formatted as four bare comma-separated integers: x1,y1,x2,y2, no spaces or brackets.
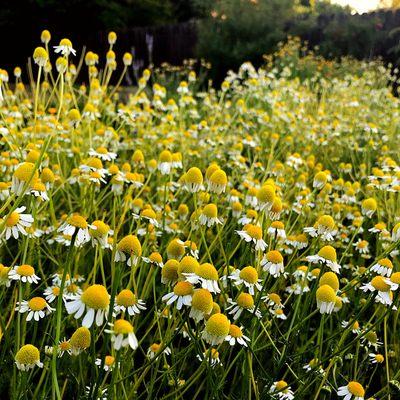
330,0,380,13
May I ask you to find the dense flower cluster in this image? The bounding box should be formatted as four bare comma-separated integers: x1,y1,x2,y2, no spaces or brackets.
0,31,399,399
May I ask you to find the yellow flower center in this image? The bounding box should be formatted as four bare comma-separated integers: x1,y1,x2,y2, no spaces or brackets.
173,281,193,297
105,355,115,366
28,297,47,311
236,293,254,309
96,147,108,154
271,221,284,230
316,285,336,303
91,220,110,236
17,264,35,277
59,340,71,351
116,289,137,307
150,343,161,353
390,272,400,285
159,150,172,163
317,246,337,262
149,252,162,264
166,239,185,258
347,381,365,397
6,212,20,227
205,313,230,337
162,260,179,281
81,284,110,309
239,266,258,284
244,224,262,240
67,214,88,229
266,250,283,264
319,272,339,292
374,354,384,363
268,293,281,304
196,263,218,281
275,380,288,391
86,157,103,170
202,204,218,218
117,235,142,256
362,198,377,211
191,289,213,313
316,215,335,230
113,319,134,335
70,327,91,350
209,169,227,186
185,167,203,184
14,162,38,182
256,184,275,204
378,258,393,269
229,324,243,338
15,344,40,365
371,276,390,292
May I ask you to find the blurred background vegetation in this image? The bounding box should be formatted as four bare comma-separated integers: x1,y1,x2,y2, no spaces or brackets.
1,0,400,82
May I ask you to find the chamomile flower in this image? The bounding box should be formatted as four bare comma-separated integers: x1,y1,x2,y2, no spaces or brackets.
306,245,341,273
57,338,72,357
95,355,115,371
304,215,337,241
189,288,213,322
65,284,110,328
361,198,377,218
162,281,193,310
114,289,146,316
227,293,261,320
9,264,40,284
147,343,171,359
269,380,294,400
199,204,222,227
261,250,285,277
313,171,327,189
228,266,262,295
161,259,179,285
16,297,54,321
268,221,286,239
57,214,93,246
0,264,11,287
360,276,395,305
225,324,250,347
158,150,173,175
236,224,267,251
70,327,91,355
316,285,336,314
183,262,220,293
15,344,43,371
197,348,222,367
90,220,112,248
89,147,117,161
115,234,142,266
370,258,393,277
256,184,275,211
184,167,204,193
337,381,365,400
208,169,227,194
369,353,384,364
303,358,324,374
106,319,138,350
2,206,34,240
202,313,230,345
54,38,76,56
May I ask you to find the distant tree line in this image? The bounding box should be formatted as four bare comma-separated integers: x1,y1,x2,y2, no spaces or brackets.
1,1,400,81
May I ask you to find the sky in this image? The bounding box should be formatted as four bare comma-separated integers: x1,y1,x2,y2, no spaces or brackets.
330,0,380,13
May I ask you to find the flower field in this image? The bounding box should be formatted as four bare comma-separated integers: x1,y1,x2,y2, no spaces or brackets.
0,32,400,399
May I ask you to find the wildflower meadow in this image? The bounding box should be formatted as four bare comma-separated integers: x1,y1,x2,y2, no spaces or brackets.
0,31,399,399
